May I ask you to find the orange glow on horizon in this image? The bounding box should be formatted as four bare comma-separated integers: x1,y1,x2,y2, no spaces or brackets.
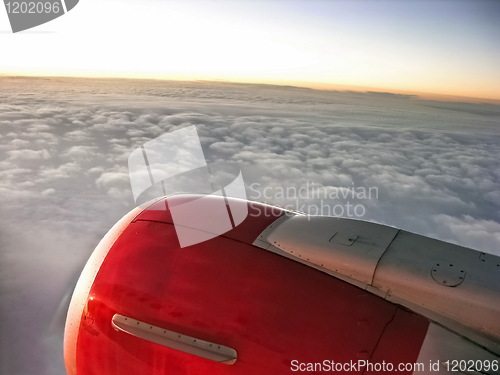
1,70,499,105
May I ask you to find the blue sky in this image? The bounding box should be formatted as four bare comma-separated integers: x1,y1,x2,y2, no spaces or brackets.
0,0,499,99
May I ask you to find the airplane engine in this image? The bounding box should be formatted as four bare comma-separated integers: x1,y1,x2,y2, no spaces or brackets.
64,194,500,375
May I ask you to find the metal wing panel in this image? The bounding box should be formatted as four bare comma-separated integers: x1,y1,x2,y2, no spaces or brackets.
372,230,500,355
258,215,399,286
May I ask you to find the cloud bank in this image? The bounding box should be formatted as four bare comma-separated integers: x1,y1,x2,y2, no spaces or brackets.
0,76,499,375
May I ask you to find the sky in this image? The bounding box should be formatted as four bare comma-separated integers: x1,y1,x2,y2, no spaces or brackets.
1,0,500,101
1,77,500,374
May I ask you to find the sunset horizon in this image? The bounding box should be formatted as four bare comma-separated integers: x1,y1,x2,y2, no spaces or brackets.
2,72,499,105
1,0,499,104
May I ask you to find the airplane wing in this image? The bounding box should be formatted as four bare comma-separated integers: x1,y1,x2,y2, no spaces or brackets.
64,194,500,375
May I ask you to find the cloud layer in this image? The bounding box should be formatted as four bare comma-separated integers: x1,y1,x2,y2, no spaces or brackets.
1,76,499,375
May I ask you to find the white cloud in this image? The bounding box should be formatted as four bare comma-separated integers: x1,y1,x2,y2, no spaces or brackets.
61,145,98,159
41,188,56,196
38,162,81,181
95,171,130,191
7,149,50,160
10,138,31,148
431,214,500,252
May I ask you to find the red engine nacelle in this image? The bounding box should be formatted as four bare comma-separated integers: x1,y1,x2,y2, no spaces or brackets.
64,195,429,375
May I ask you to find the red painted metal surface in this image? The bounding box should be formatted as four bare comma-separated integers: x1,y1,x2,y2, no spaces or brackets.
73,197,429,375
134,195,285,245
